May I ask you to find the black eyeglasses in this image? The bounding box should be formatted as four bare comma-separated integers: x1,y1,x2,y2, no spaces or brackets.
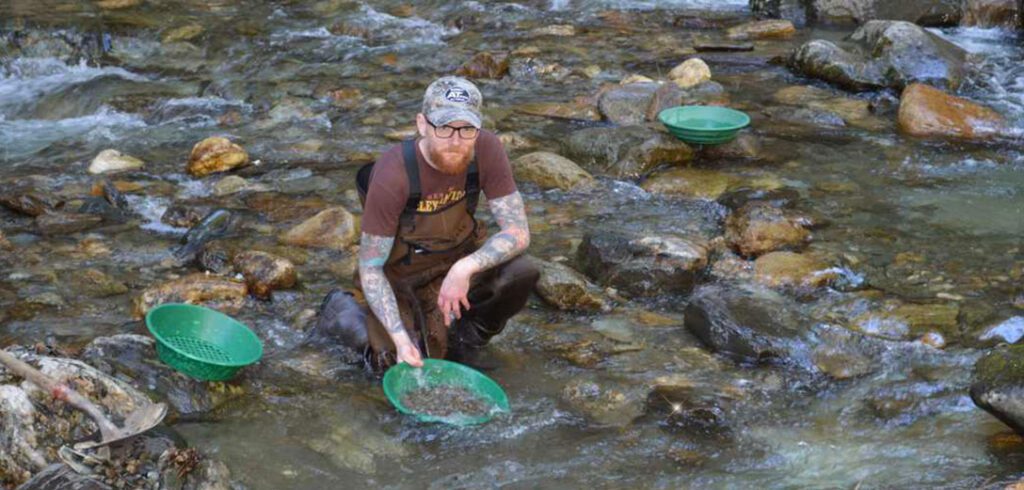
426,119,479,140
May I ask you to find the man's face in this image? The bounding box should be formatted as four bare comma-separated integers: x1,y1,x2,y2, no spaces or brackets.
416,113,477,175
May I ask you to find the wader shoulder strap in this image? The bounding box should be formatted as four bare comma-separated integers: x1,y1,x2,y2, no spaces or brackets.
466,159,480,214
401,139,421,214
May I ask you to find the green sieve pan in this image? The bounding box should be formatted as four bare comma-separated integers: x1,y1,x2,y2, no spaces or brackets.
658,105,751,145
382,358,510,426
145,303,263,381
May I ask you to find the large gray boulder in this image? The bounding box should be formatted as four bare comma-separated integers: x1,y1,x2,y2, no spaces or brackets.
576,230,709,298
789,20,967,91
753,0,961,25
562,125,693,179
970,345,1024,435
683,284,811,365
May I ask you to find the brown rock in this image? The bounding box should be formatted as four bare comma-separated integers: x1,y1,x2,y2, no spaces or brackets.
515,102,602,121
726,20,796,40
668,58,711,89
187,137,250,177
754,251,837,288
962,0,1019,27
898,83,1006,140
245,193,328,222
234,251,297,299
328,87,363,109
532,258,608,311
96,0,142,9
456,52,509,79
162,24,204,44
133,274,248,318
512,152,594,191
725,203,811,258
0,189,61,217
280,206,358,250
35,212,103,235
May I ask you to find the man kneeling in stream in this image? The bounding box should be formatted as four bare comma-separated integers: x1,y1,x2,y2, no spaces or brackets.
311,76,538,370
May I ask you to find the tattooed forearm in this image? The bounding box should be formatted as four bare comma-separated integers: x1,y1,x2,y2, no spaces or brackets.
464,192,530,273
358,233,405,335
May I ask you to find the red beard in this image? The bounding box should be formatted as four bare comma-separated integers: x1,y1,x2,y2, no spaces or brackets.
426,143,473,176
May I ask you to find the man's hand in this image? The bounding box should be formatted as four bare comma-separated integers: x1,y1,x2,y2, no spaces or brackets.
438,261,473,327
395,335,423,367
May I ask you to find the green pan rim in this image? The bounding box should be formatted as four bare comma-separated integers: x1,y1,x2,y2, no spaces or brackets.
382,358,510,424
658,105,751,132
146,303,264,367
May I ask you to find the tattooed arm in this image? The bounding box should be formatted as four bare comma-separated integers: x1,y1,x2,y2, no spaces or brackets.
358,232,422,366
437,192,530,325
464,191,531,273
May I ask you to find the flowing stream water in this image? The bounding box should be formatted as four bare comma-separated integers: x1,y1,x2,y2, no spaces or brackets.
2,1,1024,488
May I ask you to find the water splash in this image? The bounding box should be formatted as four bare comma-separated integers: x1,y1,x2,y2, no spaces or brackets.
124,194,186,235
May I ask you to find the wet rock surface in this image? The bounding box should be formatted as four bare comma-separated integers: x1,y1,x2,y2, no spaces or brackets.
684,284,811,365
563,125,693,178
971,345,1024,435
576,230,709,298
789,20,967,91
897,83,1007,140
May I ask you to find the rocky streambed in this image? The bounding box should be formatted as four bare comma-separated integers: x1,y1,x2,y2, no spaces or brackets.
2,0,1024,488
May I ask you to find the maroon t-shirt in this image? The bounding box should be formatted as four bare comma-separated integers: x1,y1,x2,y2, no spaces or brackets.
361,130,517,236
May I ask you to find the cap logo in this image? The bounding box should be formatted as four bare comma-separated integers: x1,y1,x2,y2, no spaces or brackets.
444,88,470,103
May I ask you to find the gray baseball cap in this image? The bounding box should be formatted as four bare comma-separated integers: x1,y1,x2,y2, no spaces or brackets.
421,76,483,129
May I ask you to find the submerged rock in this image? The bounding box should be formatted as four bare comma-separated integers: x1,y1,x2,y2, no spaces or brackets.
455,52,509,79
514,101,602,121
35,212,103,236
642,167,741,201
897,83,1007,140
754,251,838,289
561,376,646,427
186,137,249,178
971,345,1024,436
576,230,709,298
511,152,594,191
850,302,960,342
788,21,967,91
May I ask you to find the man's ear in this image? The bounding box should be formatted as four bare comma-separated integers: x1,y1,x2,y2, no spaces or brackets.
415,113,428,138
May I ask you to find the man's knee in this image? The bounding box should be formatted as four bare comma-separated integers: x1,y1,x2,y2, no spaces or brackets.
497,256,540,291
307,289,368,350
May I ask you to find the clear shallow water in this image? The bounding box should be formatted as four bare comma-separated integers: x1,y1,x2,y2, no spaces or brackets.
2,1,1024,488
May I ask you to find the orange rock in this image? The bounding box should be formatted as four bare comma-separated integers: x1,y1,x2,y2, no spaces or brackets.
187,137,249,177
726,20,796,40
898,83,1006,140
456,52,509,80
